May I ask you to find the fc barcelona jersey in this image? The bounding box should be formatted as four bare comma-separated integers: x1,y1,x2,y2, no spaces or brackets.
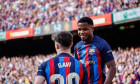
74,35,114,84
37,53,88,84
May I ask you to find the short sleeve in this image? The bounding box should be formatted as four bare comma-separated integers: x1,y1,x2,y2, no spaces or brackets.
37,62,47,77
101,41,114,63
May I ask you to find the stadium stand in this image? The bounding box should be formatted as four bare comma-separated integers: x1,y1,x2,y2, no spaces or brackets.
0,53,56,84
0,47,140,84
112,47,140,84
0,0,140,32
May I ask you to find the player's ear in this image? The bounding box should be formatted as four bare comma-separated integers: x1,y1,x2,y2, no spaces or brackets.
56,43,59,49
70,42,73,47
55,42,59,49
91,26,94,32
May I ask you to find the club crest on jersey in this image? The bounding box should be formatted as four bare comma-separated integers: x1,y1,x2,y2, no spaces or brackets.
89,49,95,55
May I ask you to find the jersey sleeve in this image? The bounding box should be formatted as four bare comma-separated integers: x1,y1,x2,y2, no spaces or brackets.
101,41,114,63
82,64,88,84
37,62,47,77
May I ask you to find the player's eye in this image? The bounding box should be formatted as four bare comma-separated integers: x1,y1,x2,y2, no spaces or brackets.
78,28,81,31
83,28,88,31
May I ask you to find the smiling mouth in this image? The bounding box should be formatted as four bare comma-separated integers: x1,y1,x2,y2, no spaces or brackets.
80,34,86,36
80,35,86,38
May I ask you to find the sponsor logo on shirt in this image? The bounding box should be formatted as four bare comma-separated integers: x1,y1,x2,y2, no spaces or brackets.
80,60,95,65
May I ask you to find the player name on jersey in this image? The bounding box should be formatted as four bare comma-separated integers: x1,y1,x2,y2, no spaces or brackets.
58,62,71,68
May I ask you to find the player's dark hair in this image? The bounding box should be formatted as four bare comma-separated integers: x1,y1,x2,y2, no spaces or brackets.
78,17,94,26
52,31,73,48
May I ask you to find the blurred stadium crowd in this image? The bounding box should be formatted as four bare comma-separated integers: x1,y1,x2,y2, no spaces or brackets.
0,0,140,32
0,47,140,84
0,53,56,84
112,47,140,84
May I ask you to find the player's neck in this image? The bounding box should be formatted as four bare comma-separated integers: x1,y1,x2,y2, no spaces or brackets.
84,34,94,43
57,49,71,55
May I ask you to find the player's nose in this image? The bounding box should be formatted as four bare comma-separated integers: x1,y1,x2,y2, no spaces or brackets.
80,30,85,33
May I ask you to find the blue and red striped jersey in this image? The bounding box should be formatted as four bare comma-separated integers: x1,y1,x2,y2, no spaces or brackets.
74,35,114,84
37,53,88,84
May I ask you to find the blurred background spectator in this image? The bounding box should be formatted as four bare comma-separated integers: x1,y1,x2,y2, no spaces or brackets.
0,0,140,32
112,47,140,84
0,53,56,84
0,47,140,84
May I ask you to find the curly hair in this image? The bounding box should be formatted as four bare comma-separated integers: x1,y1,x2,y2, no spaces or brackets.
52,31,73,48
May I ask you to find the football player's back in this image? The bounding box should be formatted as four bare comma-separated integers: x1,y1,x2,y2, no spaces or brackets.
41,53,88,84
35,31,88,84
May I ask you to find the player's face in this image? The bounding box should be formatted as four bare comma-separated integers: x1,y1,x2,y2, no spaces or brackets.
78,23,94,43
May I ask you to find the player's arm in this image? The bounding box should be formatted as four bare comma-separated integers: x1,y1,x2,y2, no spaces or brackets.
34,76,45,84
34,62,47,84
104,60,116,84
101,41,116,84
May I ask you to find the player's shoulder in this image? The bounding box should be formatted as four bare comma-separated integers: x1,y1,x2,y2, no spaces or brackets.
93,35,109,45
40,57,55,67
91,35,111,51
39,61,48,69
94,35,106,43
